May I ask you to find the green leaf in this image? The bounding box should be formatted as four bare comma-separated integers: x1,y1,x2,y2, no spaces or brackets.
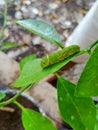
20,54,36,70
0,41,18,50
17,19,64,48
75,45,98,97
22,108,57,130
94,104,98,130
12,52,79,87
0,92,6,101
57,77,96,130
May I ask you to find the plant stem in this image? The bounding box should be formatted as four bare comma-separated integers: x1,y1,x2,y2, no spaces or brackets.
14,101,25,111
59,43,65,49
0,0,8,41
0,84,31,107
85,40,98,53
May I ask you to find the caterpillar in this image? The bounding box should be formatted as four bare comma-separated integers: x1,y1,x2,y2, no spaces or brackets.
41,45,80,68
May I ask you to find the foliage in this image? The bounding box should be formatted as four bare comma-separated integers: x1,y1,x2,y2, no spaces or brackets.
94,104,98,130
22,108,57,130
17,19,64,49
20,54,36,70
0,10,98,130
75,45,98,97
57,77,96,130
14,101,57,130
0,92,6,101
0,41,19,51
12,52,79,87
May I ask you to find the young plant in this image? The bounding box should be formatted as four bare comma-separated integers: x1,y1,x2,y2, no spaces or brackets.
0,0,24,51
0,18,98,130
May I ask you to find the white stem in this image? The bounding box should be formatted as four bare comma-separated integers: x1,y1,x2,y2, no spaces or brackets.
65,0,98,62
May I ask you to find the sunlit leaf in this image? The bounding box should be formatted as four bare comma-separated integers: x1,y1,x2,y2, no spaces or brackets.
22,108,57,130
20,54,36,70
0,41,19,50
12,52,79,87
0,92,6,101
75,45,98,97
17,19,64,48
57,77,96,130
94,103,98,130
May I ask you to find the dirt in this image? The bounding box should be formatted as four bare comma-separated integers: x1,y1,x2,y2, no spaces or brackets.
0,92,39,130
0,90,73,130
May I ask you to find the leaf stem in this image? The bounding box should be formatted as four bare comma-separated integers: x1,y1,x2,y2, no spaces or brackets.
14,101,25,111
85,40,98,54
59,42,65,49
0,84,31,107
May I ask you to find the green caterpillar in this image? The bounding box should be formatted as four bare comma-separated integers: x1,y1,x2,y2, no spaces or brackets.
41,45,80,68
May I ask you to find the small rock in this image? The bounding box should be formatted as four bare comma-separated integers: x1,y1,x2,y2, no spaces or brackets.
14,0,21,6
22,0,31,5
7,47,29,59
49,12,57,19
52,19,59,24
15,11,22,19
15,6,21,11
31,0,36,1
22,11,30,18
32,37,41,45
22,34,32,44
64,20,72,27
63,30,70,38
74,11,83,24
49,3,59,10
76,0,83,6
31,7,39,15
38,10,44,17
6,21,12,27
21,5,28,13
44,10,51,15
11,24,18,30
41,39,58,52
63,0,69,2
4,28,9,37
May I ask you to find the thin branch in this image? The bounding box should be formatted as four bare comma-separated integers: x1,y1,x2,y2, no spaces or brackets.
0,84,31,107
14,101,25,110
86,40,98,51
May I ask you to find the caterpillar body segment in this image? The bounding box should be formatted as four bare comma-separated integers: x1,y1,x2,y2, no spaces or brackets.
41,45,80,68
